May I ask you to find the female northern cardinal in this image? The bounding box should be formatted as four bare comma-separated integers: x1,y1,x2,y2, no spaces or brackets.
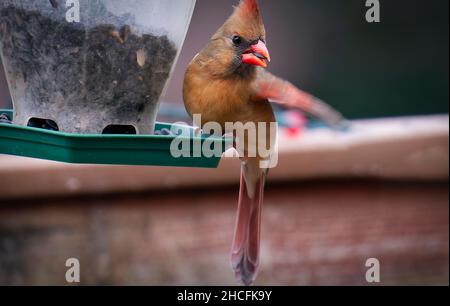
184,0,345,285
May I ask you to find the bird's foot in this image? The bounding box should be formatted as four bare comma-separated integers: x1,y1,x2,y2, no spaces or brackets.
154,128,175,136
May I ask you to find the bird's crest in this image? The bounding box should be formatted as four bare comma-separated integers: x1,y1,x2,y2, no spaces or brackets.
214,0,264,40
236,0,260,18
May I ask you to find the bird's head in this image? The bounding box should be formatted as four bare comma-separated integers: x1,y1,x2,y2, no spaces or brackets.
208,0,270,75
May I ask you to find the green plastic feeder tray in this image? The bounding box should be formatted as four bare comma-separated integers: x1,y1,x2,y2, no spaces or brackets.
0,110,232,168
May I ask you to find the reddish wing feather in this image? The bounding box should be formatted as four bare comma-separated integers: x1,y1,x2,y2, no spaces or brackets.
254,71,346,128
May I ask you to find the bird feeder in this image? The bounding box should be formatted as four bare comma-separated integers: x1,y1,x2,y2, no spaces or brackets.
0,0,231,168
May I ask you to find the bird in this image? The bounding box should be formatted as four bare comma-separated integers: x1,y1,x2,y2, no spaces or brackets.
183,0,345,285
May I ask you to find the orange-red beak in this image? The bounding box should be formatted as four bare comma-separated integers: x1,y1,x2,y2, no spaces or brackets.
242,40,271,68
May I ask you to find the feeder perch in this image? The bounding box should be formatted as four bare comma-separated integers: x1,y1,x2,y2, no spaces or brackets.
0,109,232,168
0,1,233,168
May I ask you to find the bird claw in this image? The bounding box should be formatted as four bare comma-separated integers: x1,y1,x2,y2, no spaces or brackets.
154,128,174,136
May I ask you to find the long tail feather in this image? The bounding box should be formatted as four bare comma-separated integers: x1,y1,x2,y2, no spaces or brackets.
231,162,266,286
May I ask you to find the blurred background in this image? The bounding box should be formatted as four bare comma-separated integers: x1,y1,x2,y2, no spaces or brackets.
0,0,448,285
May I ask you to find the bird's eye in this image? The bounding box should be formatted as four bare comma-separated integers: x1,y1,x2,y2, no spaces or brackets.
232,35,242,46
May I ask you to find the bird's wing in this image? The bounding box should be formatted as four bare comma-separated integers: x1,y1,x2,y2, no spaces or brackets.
252,70,346,128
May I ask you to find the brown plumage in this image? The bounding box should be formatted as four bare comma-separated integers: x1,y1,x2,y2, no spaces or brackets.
183,0,344,285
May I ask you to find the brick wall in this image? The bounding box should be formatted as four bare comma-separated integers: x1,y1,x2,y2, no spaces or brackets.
0,179,447,286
